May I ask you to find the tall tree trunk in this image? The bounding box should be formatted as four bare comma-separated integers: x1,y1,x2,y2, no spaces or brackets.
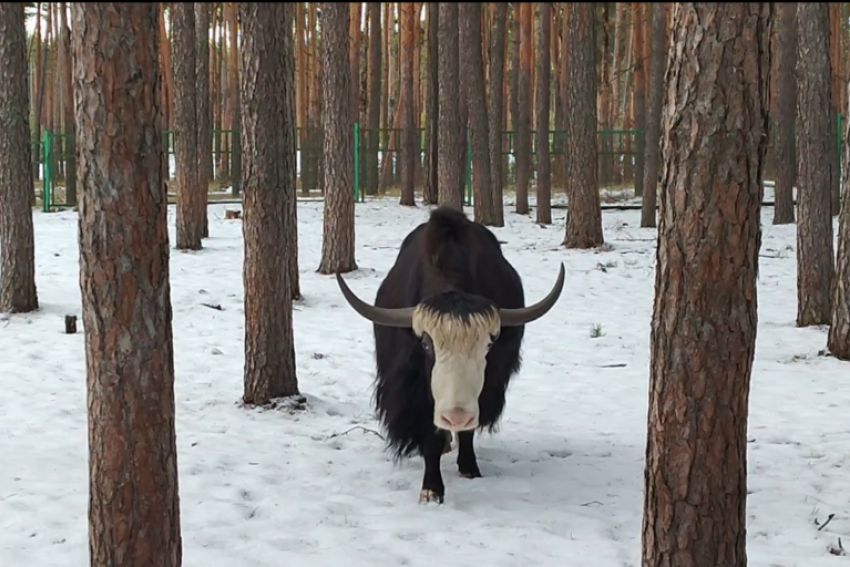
71,4,182,565
556,5,570,191
172,3,203,250
423,2,439,204
640,3,666,228
563,3,603,249
535,2,552,225
366,2,382,196
829,107,850,358
796,2,835,327
400,2,417,206
460,2,493,224
457,5,469,205
509,4,520,188
59,1,76,206
158,4,175,131
350,2,362,125
437,2,462,209
611,3,626,130
632,2,646,197
240,2,301,404
228,2,241,195
318,2,358,273
195,2,211,238
32,2,43,185
829,2,841,216
642,5,771,567
773,2,797,225
0,2,38,313
487,2,508,226
514,2,533,215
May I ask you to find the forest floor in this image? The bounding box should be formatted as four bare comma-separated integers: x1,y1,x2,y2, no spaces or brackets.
1,192,846,567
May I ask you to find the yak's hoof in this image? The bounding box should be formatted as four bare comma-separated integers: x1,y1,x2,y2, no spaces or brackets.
458,468,482,479
419,489,444,504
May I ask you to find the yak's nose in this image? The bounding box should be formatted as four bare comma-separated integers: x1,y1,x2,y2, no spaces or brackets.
438,408,478,431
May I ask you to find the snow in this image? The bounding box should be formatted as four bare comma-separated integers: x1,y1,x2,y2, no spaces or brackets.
1,195,846,567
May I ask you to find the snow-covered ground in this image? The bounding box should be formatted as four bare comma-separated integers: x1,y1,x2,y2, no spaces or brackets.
1,197,845,567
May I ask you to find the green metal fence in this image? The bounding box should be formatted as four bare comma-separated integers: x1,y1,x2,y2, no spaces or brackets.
36,114,842,212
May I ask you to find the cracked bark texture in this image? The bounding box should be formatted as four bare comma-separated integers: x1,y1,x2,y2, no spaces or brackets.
828,93,850,359
318,2,357,274
795,2,835,326
642,4,771,567
171,2,203,250
239,2,300,404
71,4,182,565
0,2,38,314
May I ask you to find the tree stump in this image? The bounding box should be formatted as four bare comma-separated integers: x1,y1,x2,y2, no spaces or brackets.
64,315,77,334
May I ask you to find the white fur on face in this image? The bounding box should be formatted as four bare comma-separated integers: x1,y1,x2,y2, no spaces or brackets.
412,306,500,430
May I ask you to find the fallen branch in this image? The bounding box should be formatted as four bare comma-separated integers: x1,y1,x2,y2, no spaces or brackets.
328,425,385,441
818,513,836,532
201,302,223,311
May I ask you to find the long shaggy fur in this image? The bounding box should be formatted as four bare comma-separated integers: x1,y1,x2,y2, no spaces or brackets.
372,207,526,460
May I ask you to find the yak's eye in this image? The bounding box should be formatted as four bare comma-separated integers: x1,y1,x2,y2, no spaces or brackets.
421,334,434,355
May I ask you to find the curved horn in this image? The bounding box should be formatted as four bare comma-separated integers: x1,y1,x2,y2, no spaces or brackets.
499,263,566,327
335,273,415,328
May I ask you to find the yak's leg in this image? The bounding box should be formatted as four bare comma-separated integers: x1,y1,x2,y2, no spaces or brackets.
456,430,482,478
419,429,447,504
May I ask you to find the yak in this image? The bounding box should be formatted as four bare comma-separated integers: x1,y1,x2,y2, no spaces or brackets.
335,206,565,504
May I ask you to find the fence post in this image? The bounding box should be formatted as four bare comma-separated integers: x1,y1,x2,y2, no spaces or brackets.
465,127,472,206
353,122,361,202
42,130,52,213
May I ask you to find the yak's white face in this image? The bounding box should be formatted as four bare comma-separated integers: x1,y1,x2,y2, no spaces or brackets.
412,306,501,432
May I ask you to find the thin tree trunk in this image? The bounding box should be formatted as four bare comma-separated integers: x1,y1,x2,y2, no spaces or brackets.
829,110,850,358
773,2,797,225
366,2,382,196
59,2,76,206
423,2,439,204
228,2,241,195
514,1,533,215
535,2,552,225
400,2,417,206
632,2,646,197
488,2,508,226
640,3,665,228
195,2,211,238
